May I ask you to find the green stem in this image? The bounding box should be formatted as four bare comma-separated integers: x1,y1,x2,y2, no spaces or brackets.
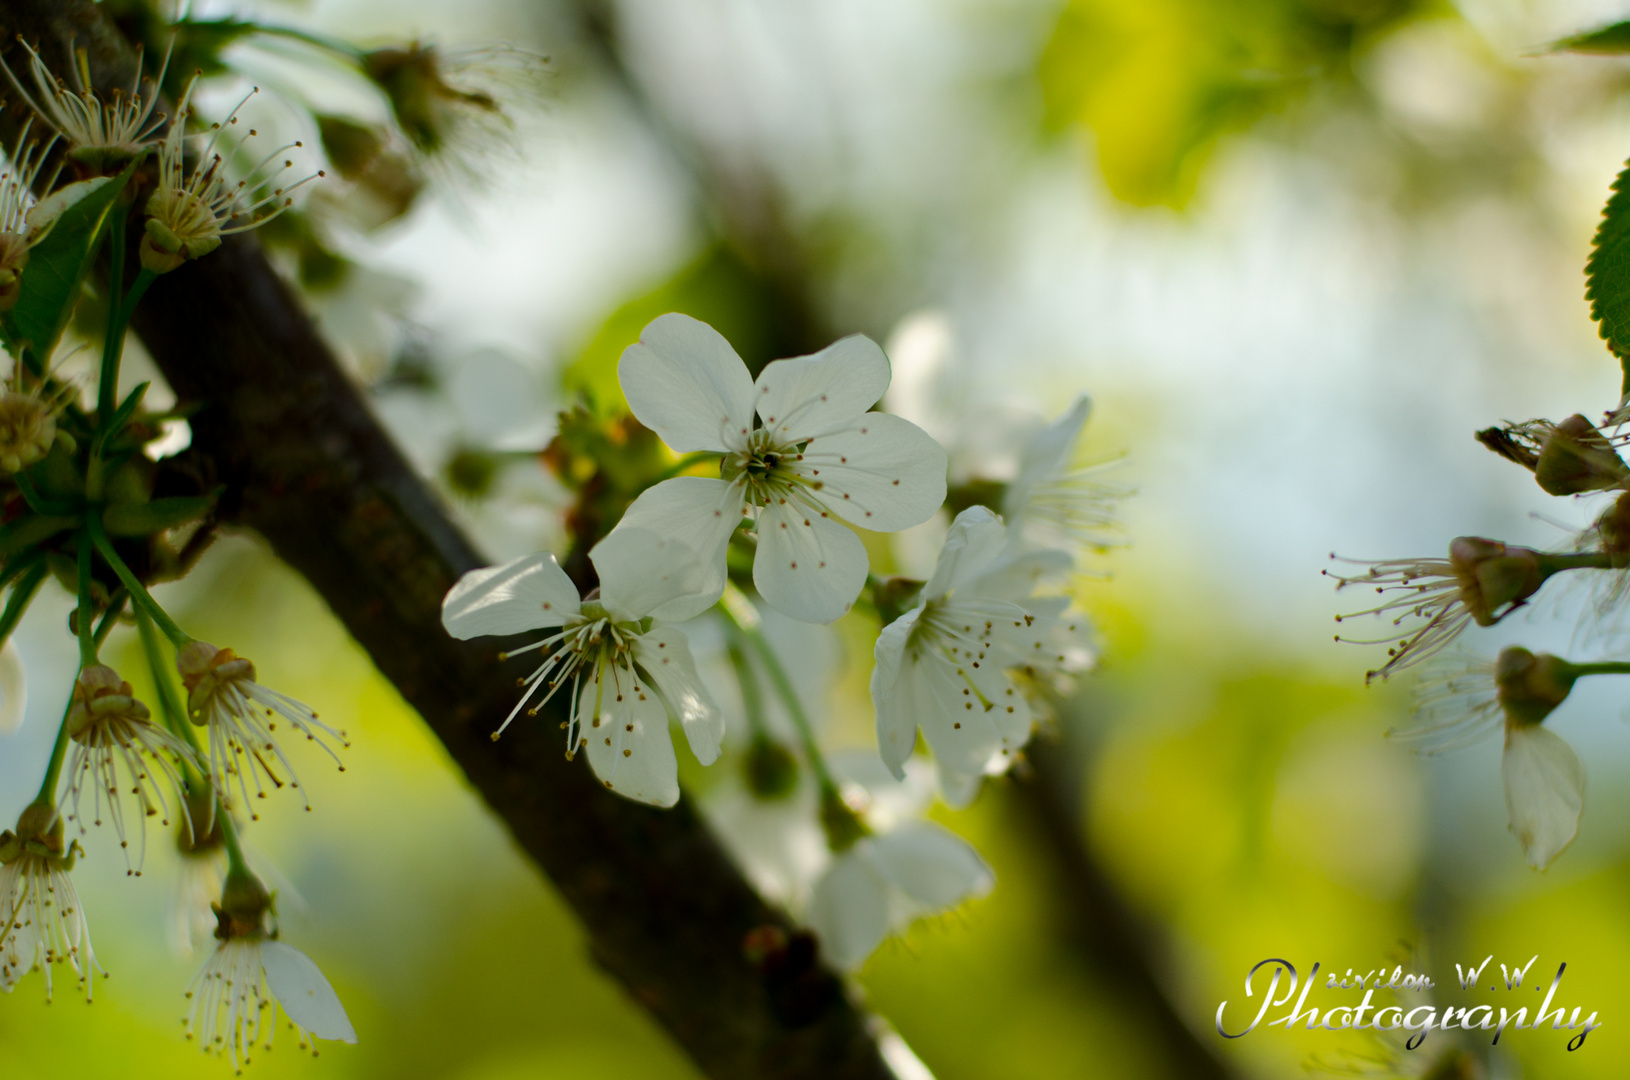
1570,661,1630,677
136,602,217,840
0,562,47,650
87,513,190,647
32,696,74,807
717,584,835,791
75,529,96,667
13,471,78,517
723,634,770,738
97,213,126,422
1540,551,1629,574
217,806,249,876
94,591,125,647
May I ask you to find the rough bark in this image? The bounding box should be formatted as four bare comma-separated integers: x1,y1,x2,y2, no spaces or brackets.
0,5,894,1077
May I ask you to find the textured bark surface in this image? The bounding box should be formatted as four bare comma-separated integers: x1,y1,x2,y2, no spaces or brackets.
0,5,894,1077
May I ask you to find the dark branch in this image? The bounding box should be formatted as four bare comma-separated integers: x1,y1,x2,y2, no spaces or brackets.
0,5,893,1077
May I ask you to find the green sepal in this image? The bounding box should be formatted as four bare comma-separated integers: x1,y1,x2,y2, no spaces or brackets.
1552,22,1630,54
0,158,141,365
1585,158,1630,395
101,494,217,537
0,514,77,560
102,381,150,440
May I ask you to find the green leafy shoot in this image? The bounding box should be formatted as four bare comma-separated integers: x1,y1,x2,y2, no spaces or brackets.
1551,22,1630,55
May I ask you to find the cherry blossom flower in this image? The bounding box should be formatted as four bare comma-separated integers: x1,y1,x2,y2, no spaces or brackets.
1399,647,1584,869
177,642,348,821
2,38,167,172
872,506,1092,806
1002,395,1124,560
595,313,948,625
441,550,725,806
62,664,197,874
0,807,99,1001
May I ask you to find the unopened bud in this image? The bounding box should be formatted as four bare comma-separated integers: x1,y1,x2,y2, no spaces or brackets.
742,735,799,800
1449,537,1544,626
1494,646,1577,729
1534,415,1630,495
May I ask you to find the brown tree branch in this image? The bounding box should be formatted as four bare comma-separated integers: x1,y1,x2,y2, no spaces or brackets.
0,5,894,1077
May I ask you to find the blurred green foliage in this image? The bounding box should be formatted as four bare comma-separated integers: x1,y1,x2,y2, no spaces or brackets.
1038,0,1430,206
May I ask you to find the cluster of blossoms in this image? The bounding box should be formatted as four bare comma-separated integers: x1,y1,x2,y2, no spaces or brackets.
1332,405,1630,868
446,312,1113,967
0,34,356,1069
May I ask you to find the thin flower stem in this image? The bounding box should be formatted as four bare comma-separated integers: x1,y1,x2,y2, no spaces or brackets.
13,471,77,516
75,529,97,668
0,562,47,650
723,633,770,739
86,513,190,647
216,798,250,877
1541,551,1630,573
1571,661,1630,677
717,584,836,791
96,213,126,422
32,696,74,808
136,601,224,854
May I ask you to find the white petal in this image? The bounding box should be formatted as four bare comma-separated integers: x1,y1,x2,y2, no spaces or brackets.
753,498,869,624
1004,395,1090,520
260,941,357,1044
441,552,579,639
922,506,1008,600
0,641,25,734
870,610,920,778
754,334,889,442
962,548,1073,603
795,414,947,533
618,313,755,453
906,651,1030,807
868,823,994,910
26,177,111,236
579,667,681,807
1502,724,1584,870
634,627,724,766
806,850,890,970
592,477,745,621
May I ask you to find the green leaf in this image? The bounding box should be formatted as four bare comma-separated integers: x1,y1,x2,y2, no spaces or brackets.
1552,22,1630,55
0,159,140,364
0,514,76,560
101,495,216,537
1586,158,1630,394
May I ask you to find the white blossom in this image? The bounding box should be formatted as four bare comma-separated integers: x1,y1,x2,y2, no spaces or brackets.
186,935,356,1071
442,550,725,806
2,39,166,167
0,819,99,1001
177,642,348,822
1002,395,1123,559
872,506,1092,806
1398,648,1583,869
807,822,993,971
595,313,947,625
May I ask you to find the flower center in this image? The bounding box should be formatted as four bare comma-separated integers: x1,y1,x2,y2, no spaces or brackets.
726,429,805,507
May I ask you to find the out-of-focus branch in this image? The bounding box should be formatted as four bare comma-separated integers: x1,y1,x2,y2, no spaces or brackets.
1015,740,1237,1080
0,6,895,1078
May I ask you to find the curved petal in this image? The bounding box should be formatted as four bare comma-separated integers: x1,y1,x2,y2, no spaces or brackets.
962,548,1073,603
260,941,357,1044
795,414,947,533
0,640,25,734
867,823,994,910
1004,395,1091,521
907,651,1031,808
922,506,1007,601
871,609,921,778
579,664,681,807
754,334,889,442
1502,724,1584,870
806,850,890,971
592,477,745,621
753,498,869,624
618,313,755,453
441,552,579,639
635,627,724,766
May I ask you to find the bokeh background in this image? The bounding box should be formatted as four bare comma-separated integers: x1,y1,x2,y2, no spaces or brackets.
6,0,1630,1076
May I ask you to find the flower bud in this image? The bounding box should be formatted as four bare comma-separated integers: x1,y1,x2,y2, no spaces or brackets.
1494,646,1577,729
1534,414,1630,495
65,664,151,740
1449,537,1544,626
742,734,799,800
0,389,57,474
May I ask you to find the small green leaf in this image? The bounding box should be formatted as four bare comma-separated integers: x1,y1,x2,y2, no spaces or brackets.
0,158,140,364
1585,158,1630,394
0,514,76,560
103,381,150,438
1553,22,1630,55
101,495,216,537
